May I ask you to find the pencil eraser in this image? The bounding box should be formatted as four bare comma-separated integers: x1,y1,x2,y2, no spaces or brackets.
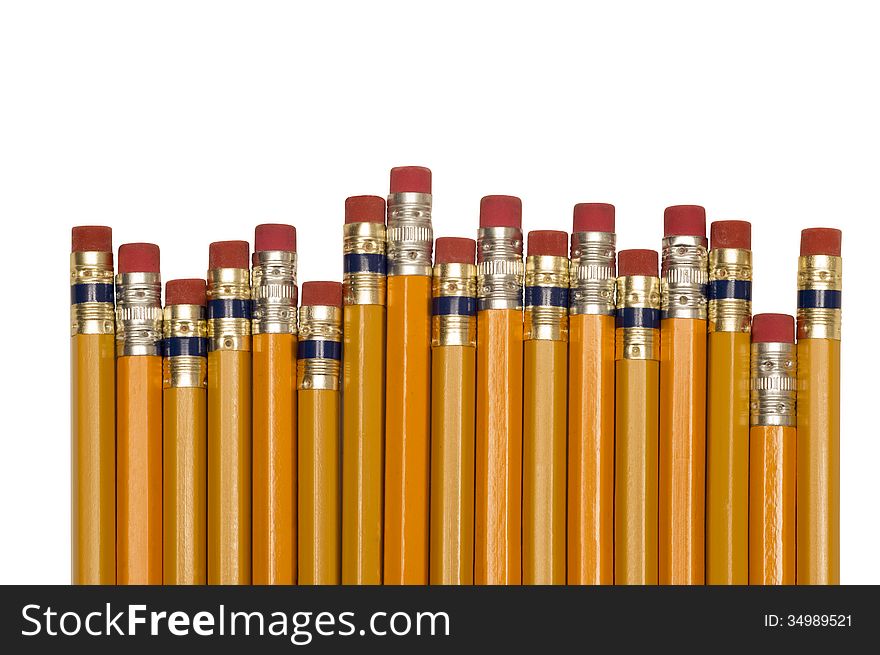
165,278,207,306
800,228,842,257
118,243,160,274
435,237,476,264
751,313,795,343
390,166,432,194
71,226,112,253
710,220,751,250
300,281,342,307
254,224,296,253
664,205,707,237
480,195,523,229
345,195,386,224
209,240,250,270
618,249,658,277
573,203,615,233
528,230,568,257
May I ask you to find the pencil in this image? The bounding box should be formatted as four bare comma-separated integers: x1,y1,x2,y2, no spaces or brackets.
749,314,797,585
567,204,616,585
796,228,842,584
430,237,477,585
252,224,298,585
342,196,386,585
70,226,116,584
523,230,569,585
162,278,208,585
475,195,524,585
614,249,660,585
297,281,343,585
705,221,752,585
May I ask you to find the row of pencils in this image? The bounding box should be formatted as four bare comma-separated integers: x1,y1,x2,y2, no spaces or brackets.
70,166,841,586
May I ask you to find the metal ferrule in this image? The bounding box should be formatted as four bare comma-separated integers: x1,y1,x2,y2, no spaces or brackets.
615,275,661,361
432,262,477,347
477,226,524,311
207,267,251,352
252,250,297,335
661,235,709,320
750,341,797,427
297,305,342,391
524,255,569,341
162,304,207,389
70,251,115,336
386,192,432,276
343,222,387,305
569,231,616,316
797,254,842,340
115,272,162,357
708,248,752,333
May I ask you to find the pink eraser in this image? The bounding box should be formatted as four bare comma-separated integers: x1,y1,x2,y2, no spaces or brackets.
301,281,342,307
209,240,250,269
800,228,842,257
618,249,658,277
254,224,296,253
710,220,751,250
527,230,568,257
165,278,207,306
345,195,386,224
664,205,707,237
72,226,112,253
390,166,432,194
118,243,160,274
435,237,476,264
479,195,522,229
752,313,795,343
573,203,615,233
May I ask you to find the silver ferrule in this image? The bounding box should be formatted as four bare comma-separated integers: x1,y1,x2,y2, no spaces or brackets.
525,255,569,341
616,275,661,361
162,304,207,389
70,251,116,336
708,248,752,333
661,235,709,320
432,262,477,347
207,267,251,352
298,304,342,391
477,226,524,311
569,231,616,316
343,222,387,305
797,254,842,341
750,341,797,427
252,250,298,335
115,272,162,356
386,192,432,276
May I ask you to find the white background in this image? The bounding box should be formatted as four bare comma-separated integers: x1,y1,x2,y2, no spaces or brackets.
0,1,877,584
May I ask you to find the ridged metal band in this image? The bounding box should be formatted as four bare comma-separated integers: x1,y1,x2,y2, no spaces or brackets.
477,226,524,311
432,262,477,347
386,192,432,276
252,250,298,335
616,275,660,361
343,222,387,305
70,251,116,336
750,341,797,427
708,248,752,333
163,304,207,388
797,254,842,341
207,267,251,352
524,255,569,341
661,235,709,320
569,231,616,316
115,272,162,356
297,304,342,391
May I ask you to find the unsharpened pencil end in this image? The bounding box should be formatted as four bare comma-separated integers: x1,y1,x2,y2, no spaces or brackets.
528,230,568,257
301,281,342,307
800,228,842,257
752,313,795,343
255,224,297,253
209,240,250,270
480,195,523,229
390,166,432,194
573,203,615,233
711,220,751,250
345,195,386,224
118,243,160,274
72,226,112,253
165,278,206,306
618,249,658,277
435,237,475,264
664,205,707,237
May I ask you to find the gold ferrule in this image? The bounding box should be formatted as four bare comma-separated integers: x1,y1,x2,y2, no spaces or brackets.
616,275,660,361
524,255,569,341
297,304,342,391
70,251,115,336
750,341,797,427
569,231,616,316
386,192,432,276
343,222,387,306
797,254,842,340
207,267,251,352
163,304,207,339
162,304,208,387
252,250,298,335
163,355,207,389
708,248,752,333
661,235,709,320
432,262,477,347
477,226,524,311
115,272,162,356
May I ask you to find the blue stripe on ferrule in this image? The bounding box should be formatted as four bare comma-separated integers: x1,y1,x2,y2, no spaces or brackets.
163,337,208,358
616,307,660,329
432,296,477,316
798,289,841,309
708,280,752,301
208,298,252,319
297,339,342,361
525,286,569,308
344,253,387,275
70,283,114,305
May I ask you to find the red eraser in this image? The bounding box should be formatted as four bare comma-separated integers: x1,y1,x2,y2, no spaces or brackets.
480,195,523,229
118,243,160,274
710,220,751,250
573,203,615,233
389,166,432,194
165,278,207,306
528,230,568,257
255,223,296,253
752,313,795,344
618,249,658,277
664,205,707,237
72,226,112,253
209,240,250,270
300,281,342,307
435,237,476,264
345,195,386,224
800,228,842,257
